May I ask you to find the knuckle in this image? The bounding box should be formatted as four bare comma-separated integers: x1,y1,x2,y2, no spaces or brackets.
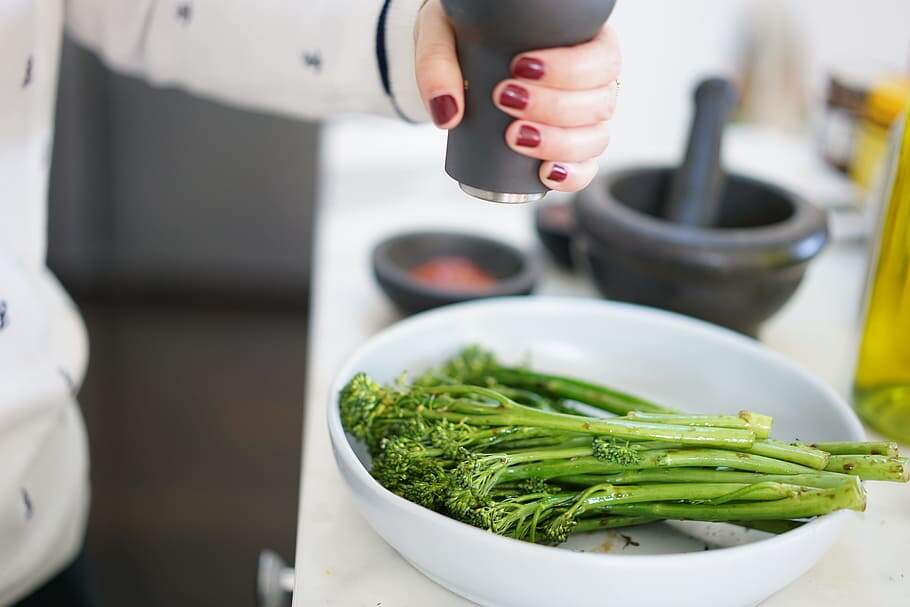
610,57,623,80
601,90,617,121
549,92,571,122
559,133,583,161
415,55,435,77
419,41,453,64
590,94,609,122
597,128,611,154
416,58,453,89
571,57,599,88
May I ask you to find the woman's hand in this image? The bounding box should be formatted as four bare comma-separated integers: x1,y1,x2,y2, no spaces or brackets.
415,0,621,192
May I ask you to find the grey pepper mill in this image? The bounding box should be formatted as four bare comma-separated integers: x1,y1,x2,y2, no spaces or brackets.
442,0,618,203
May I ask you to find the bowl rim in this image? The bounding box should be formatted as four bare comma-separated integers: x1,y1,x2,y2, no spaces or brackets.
574,166,830,271
371,230,539,301
327,296,864,564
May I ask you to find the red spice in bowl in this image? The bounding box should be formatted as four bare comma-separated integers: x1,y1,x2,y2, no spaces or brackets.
408,256,497,292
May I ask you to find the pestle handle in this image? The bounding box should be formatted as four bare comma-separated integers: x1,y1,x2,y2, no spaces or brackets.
664,77,739,226
442,0,617,203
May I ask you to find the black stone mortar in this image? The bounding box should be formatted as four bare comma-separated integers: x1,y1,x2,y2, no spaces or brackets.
574,166,829,336
574,78,829,336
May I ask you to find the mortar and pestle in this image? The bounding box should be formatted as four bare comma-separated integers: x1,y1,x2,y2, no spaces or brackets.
574,78,829,336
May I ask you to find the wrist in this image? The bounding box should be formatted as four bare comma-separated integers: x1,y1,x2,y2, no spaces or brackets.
382,0,431,122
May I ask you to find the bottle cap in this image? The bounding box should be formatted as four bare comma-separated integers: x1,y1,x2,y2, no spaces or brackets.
866,78,910,128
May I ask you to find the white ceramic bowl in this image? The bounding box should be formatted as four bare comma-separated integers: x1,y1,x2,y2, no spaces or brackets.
328,298,864,607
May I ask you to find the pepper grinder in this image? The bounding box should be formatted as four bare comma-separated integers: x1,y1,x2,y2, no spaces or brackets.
442,0,618,203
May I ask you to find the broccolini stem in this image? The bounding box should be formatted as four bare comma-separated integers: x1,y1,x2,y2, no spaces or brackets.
740,439,830,469
597,477,866,520
489,386,583,416
423,385,755,447
554,469,852,489
461,427,579,452
598,438,829,469
503,437,829,470
541,482,806,543
502,445,597,465
693,481,805,505
571,517,805,536
486,367,673,415
501,436,593,454
807,441,900,457
623,441,684,451
482,386,553,409
500,448,816,483
576,481,804,512
491,482,806,544
625,411,772,439
824,455,910,481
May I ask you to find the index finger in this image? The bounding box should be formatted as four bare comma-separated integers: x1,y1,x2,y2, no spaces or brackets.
510,24,621,90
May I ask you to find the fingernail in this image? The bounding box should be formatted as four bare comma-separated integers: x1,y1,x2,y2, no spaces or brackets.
429,94,458,126
499,84,529,110
515,125,541,148
513,57,545,80
547,164,568,182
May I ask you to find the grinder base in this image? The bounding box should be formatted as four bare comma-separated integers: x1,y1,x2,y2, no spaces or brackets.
459,184,547,204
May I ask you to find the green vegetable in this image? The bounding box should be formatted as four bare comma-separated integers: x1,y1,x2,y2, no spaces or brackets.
803,441,899,457
418,345,672,415
340,346,908,547
625,411,773,439
596,477,866,521
554,470,853,489
825,454,910,481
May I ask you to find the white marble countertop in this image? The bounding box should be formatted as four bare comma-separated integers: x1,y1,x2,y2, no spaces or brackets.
291,129,908,606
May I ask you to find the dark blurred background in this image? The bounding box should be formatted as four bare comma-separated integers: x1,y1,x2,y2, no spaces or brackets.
47,38,317,607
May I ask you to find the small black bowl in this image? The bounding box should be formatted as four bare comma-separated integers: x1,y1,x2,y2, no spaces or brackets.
534,201,576,270
372,230,538,315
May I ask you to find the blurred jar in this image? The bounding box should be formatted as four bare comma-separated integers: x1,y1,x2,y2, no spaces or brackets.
820,71,871,174
853,103,910,443
849,77,910,191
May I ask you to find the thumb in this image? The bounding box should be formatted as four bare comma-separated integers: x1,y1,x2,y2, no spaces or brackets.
415,1,464,129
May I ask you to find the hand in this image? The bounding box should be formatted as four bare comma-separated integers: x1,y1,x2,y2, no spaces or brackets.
415,0,621,192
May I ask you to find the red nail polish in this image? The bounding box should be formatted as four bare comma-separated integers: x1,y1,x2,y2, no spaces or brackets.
516,125,541,148
499,84,529,110
513,57,545,80
548,164,568,182
429,94,458,126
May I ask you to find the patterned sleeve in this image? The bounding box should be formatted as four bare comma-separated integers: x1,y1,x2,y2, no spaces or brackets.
65,0,429,122
0,255,88,604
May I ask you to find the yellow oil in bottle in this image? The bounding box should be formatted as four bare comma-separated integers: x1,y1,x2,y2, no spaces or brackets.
849,78,909,191
853,105,910,443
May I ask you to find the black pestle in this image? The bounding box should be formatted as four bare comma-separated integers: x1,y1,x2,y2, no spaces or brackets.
664,77,739,227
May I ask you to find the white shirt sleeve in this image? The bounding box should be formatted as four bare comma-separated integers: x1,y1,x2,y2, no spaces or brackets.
0,257,89,605
64,0,429,122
